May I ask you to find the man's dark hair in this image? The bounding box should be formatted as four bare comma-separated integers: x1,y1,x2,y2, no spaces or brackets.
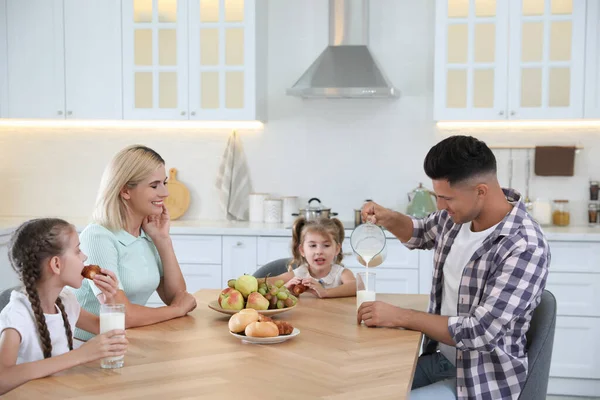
424,135,496,185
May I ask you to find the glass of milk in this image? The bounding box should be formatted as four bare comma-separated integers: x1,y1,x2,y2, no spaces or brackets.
99,304,125,369
357,271,376,316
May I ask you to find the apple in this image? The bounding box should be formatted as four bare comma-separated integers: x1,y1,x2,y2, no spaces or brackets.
246,292,269,310
235,275,258,298
220,288,245,310
227,279,237,288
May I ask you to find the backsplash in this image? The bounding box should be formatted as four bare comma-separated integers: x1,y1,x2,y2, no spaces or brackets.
0,0,598,226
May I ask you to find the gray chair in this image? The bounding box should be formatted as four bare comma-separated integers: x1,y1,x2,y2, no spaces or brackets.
253,258,298,278
0,286,20,312
518,290,557,400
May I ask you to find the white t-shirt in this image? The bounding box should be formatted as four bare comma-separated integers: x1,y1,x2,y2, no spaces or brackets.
0,288,81,364
439,222,499,365
293,264,346,288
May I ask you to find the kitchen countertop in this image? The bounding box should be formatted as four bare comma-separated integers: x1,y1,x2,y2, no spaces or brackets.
1,217,600,241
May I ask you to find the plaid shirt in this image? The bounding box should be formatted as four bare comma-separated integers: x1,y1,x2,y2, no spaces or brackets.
405,189,550,400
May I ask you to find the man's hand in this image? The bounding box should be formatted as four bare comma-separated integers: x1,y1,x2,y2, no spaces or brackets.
357,301,404,327
361,201,394,229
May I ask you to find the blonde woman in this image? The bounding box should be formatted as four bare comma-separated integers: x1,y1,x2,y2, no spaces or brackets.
73,145,196,341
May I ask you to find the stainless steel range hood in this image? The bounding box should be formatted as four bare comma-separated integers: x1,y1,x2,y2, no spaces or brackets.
286,0,400,99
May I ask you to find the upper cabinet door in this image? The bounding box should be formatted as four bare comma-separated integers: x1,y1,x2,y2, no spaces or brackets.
434,0,510,121
187,0,259,121
122,0,189,120
64,0,123,120
507,0,586,119
6,0,65,119
584,0,600,118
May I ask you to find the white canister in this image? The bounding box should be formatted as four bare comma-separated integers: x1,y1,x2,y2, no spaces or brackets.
532,198,552,226
249,193,269,222
282,196,299,224
264,198,283,223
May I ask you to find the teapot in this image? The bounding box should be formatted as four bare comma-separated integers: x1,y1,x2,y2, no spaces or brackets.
406,183,437,218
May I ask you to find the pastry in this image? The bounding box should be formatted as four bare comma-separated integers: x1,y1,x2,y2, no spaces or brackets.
274,320,294,335
81,265,103,280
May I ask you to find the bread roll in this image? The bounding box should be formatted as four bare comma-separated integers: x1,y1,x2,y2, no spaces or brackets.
228,309,260,333
245,321,279,338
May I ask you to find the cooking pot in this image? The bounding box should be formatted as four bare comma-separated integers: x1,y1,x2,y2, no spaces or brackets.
292,198,338,221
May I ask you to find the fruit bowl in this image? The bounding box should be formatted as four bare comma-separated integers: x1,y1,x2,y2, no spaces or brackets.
208,300,296,316
229,328,300,344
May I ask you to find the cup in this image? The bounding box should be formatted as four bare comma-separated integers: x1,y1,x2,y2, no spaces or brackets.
99,304,125,369
357,271,376,312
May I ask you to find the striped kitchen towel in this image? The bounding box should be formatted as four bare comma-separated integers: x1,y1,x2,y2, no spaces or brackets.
215,130,253,220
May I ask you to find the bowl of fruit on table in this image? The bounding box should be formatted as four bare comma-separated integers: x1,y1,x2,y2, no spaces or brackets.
208,274,298,316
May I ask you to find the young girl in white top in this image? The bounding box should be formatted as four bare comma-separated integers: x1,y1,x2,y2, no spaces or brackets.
270,217,356,298
0,218,128,395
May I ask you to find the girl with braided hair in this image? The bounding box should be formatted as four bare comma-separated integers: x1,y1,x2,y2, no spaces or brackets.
0,218,128,395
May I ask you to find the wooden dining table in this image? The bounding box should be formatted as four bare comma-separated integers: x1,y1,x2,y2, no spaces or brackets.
6,290,429,400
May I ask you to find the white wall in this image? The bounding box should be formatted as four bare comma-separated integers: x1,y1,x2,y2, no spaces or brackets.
0,0,596,225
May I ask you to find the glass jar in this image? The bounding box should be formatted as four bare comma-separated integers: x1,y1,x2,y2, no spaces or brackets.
552,200,570,226
589,203,598,225
591,181,600,201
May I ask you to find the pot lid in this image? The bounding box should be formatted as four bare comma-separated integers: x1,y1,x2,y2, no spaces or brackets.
300,198,331,211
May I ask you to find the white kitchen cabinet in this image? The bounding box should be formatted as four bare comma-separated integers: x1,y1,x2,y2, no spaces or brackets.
222,236,257,285
349,267,419,294
6,0,65,119
63,0,123,119
434,0,509,120
584,0,600,117
257,236,293,266
5,0,122,119
147,234,222,307
434,0,586,120
507,0,586,119
122,0,266,121
550,316,600,380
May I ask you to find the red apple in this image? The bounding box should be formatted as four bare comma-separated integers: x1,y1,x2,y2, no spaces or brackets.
219,288,245,310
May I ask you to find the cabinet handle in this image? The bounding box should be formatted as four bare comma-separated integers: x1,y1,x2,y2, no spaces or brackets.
510,111,516,116
180,111,187,116
57,110,63,115
67,111,72,116
236,241,243,247
498,111,504,116
343,252,353,256
191,111,196,116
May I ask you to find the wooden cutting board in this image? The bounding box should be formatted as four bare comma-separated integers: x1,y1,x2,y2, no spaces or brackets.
164,168,190,220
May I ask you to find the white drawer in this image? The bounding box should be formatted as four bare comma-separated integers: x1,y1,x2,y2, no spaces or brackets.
257,237,292,265
342,239,419,269
550,316,600,380
546,272,600,317
349,268,419,294
171,235,222,264
548,241,600,273
181,263,222,291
